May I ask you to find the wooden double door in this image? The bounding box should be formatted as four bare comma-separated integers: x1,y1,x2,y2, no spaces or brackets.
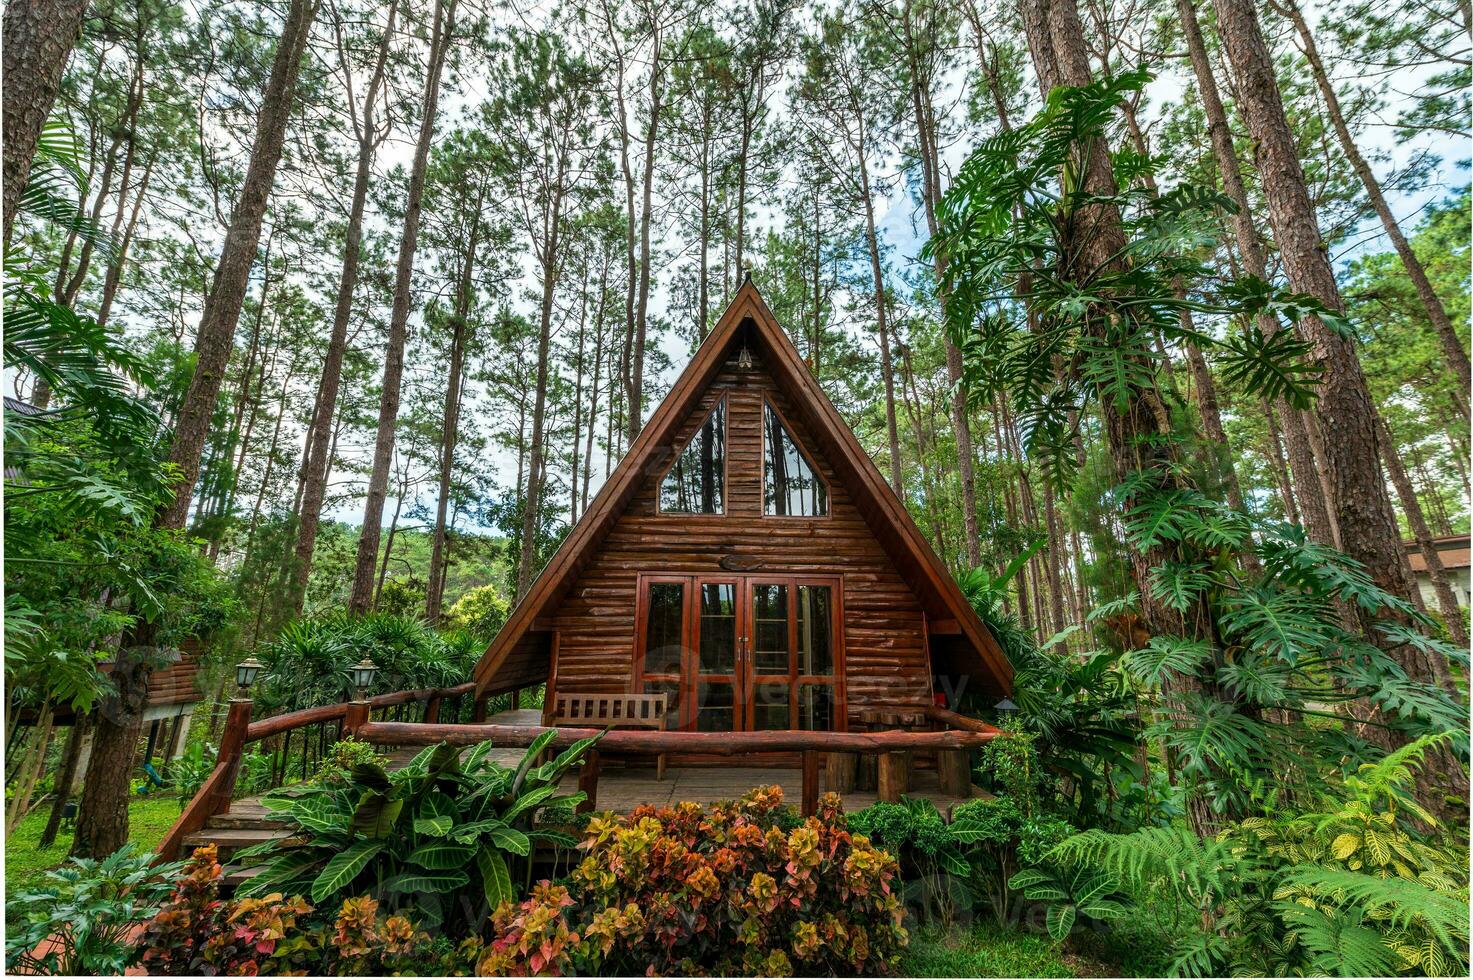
634,573,844,732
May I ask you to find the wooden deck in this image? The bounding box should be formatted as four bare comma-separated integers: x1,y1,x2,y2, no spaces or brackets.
187,708,982,876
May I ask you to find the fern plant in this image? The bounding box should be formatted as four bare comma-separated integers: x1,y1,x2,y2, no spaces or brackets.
1040,734,1469,976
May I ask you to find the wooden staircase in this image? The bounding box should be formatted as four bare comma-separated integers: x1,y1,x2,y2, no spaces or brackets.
181,799,293,889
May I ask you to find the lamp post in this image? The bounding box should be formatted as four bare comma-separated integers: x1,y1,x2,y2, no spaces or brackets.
344,657,378,739
993,698,1018,727
233,657,263,700
350,657,379,703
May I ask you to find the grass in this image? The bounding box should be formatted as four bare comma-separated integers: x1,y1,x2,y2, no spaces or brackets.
4,793,182,897
900,923,1079,978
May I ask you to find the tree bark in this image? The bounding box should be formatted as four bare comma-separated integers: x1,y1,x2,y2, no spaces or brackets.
1275,0,1472,396
1376,414,1467,649
1178,0,1335,544
348,0,455,614
39,714,87,848
425,213,478,625
291,0,398,614
2,0,88,248
1211,0,1465,808
72,0,318,860
156,0,318,531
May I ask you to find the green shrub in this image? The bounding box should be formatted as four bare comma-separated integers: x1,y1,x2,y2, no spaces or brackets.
479,786,909,976
309,737,387,787
141,846,473,975
233,733,597,932
5,843,183,976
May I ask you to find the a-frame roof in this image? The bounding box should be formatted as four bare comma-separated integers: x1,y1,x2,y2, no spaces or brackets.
473,282,1011,697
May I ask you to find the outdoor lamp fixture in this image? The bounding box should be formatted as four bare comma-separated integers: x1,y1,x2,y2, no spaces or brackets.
994,697,1018,722
234,656,263,698
351,657,379,702
737,339,755,372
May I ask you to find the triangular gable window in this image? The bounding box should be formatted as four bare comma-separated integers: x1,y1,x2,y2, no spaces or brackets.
660,399,726,513
763,401,828,516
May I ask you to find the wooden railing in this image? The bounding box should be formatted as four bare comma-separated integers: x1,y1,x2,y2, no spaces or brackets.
157,682,477,859
159,689,1003,859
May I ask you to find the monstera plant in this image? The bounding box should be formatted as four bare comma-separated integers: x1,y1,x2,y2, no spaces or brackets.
234,731,598,929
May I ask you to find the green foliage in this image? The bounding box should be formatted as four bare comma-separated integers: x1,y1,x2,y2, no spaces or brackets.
5,843,183,976
478,787,908,976
442,583,511,640
1042,734,1470,976
309,738,388,787
250,613,479,714
234,736,597,929
1007,865,1127,940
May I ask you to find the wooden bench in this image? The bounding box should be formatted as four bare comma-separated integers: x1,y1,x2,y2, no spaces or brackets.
551,692,669,786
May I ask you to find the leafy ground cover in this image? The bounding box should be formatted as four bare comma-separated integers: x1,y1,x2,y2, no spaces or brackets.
900,924,1079,977
4,793,179,899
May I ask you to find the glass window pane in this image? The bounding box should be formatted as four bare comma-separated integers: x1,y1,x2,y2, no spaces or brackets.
763,403,828,516
752,682,791,730
798,685,834,731
696,682,734,732
698,583,737,674
660,401,725,513
643,583,684,675
752,584,789,674
796,585,832,676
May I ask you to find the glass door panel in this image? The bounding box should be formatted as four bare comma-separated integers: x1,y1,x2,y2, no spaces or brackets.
796,584,833,676
697,582,738,674
751,584,790,675
751,682,792,730
692,577,742,733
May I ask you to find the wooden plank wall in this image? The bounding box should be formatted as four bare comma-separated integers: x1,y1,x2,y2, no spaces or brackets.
548,353,933,724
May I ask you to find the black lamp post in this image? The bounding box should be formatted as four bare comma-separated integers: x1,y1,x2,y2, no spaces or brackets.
994,698,1018,725
234,657,263,699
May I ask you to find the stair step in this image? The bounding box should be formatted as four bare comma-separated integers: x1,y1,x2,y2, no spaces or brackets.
182,827,292,861
206,808,289,831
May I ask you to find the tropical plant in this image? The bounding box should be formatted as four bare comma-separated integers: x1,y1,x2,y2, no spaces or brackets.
1006,864,1128,940
141,846,472,976
167,742,218,809
5,843,183,976
1042,734,1470,976
233,733,598,930
479,787,909,976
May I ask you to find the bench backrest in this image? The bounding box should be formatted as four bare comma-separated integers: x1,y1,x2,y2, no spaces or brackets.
553,692,667,729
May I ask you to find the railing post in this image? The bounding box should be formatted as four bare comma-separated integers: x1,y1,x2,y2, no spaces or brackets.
471,694,488,723
424,695,441,725
207,698,252,815
801,750,820,817
344,699,370,738
577,749,600,813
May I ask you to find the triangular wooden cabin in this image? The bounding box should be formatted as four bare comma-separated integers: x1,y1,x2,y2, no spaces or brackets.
473,283,1010,747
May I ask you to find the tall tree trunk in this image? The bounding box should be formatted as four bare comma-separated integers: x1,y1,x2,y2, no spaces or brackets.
348,0,455,614
72,0,318,860
627,23,662,444
1275,0,1471,397
1020,0,1231,836
157,0,318,531
1178,0,1333,543
902,0,982,569
1375,413,1467,649
2,0,88,248
516,181,566,598
856,129,905,498
39,714,87,848
1211,0,1465,809
425,218,477,625
291,0,398,614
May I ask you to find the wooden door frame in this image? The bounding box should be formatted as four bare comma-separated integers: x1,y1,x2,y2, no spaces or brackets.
632,572,846,733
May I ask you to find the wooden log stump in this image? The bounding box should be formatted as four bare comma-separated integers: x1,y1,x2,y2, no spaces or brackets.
826,751,857,793
878,751,910,802
937,748,972,797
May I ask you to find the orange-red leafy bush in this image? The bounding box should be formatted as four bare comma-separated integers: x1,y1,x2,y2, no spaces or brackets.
479,787,908,976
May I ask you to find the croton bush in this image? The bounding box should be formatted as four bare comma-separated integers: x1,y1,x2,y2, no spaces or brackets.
478,786,909,976
140,845,477,976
